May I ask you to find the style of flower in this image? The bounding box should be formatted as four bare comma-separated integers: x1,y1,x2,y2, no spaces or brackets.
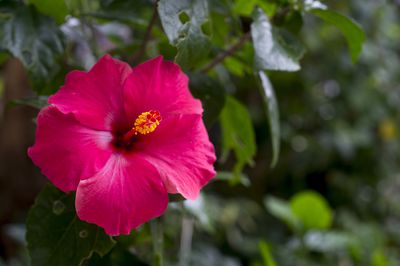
28,55,216,235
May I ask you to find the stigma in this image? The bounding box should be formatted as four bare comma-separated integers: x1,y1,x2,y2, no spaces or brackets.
121,110,162,143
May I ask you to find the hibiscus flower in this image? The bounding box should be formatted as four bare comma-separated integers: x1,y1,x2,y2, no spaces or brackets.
28,55,216,235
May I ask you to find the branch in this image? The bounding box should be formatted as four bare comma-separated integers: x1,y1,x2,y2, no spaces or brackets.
129,0,159,64
200,31,251,74
199,5,294,74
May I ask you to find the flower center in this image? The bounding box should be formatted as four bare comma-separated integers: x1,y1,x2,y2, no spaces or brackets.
121,110,162,143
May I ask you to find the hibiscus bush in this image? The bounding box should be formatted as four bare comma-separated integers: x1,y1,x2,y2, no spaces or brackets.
1,0,400,265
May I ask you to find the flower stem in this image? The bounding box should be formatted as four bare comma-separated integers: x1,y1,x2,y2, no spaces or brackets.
151,218,164,266
178,215,194,266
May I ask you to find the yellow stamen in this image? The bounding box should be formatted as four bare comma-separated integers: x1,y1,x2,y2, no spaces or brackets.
134,110,162,135
120,110,162,143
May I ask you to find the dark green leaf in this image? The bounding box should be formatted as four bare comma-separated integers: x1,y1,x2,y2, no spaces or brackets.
208,1,242,47
158,0,211,69
26,184,115,266
83,243,148,266
189,73,226,127
220,95,256,179
8,96,48,109
290,190,333,230
310,8,365,63
28,0,68,24
0,3,65,95
251,8,304,71
281,10,303,34
257,71,280,167
90,0,151,25
0,51,9,64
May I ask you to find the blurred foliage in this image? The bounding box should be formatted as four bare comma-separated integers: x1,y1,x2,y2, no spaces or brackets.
0,1,65,95
1,0,400,265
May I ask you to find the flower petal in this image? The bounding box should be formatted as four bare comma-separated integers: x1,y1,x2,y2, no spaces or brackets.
75,154,168,235
123,56,202,123
49,54,131,131
28,106,113,192
134,114,216,200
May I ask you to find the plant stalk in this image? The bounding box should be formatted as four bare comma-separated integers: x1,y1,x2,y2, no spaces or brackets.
151,218,164,266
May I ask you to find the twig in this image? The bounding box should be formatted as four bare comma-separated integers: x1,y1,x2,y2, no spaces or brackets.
199,4,294,74
200,31,251,73
129,0,159,64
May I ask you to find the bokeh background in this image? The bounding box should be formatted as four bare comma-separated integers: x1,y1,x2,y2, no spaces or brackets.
1,0,400,265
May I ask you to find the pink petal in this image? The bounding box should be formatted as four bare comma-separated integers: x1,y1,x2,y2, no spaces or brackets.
28,106,113,192
123,56,202,123
49,54,132,131
75,154,168,235
134,114,216,200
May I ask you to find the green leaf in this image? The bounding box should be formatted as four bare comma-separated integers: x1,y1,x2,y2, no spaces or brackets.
220,95,256,180
264,196,300,231
28,0,68,24
310,8,365,63
233,0,257,17
0,3,65,95
257,71,280,167
215,171,251,187
188,73,226,127
251,8,304,72
372,248,389,266
158,0,211,69
256,1,277,18
258,241,277,266
8,96,48,109
26,184,115,266
290,191,333,230
232,0,276,17
223,57,247,77
209,11,230,47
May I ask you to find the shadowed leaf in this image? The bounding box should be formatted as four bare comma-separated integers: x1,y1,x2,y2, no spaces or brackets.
0,3,65,95
26,184,115,266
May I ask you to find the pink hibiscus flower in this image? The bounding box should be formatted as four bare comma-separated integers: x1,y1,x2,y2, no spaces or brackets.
28,55,216,235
